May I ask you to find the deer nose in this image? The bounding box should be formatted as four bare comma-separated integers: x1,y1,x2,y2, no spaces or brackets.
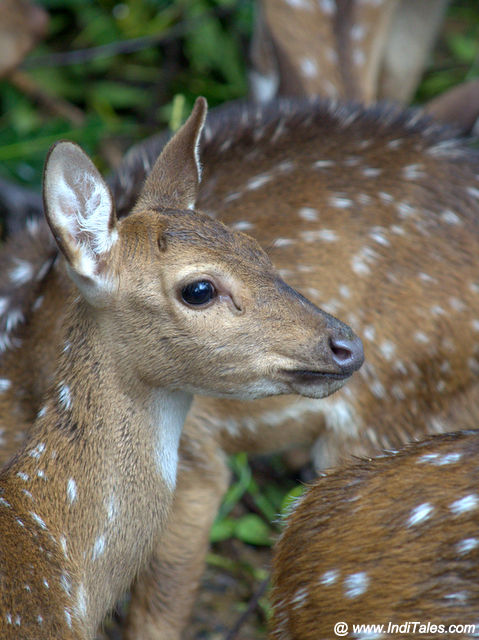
329,335,364,375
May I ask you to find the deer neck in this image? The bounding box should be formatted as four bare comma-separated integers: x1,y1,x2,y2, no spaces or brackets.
4,295,192,635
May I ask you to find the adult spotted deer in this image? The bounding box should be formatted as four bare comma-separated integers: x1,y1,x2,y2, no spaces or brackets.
270,430,479,640
250,0,449,104
0,97,362,639
1,97,479,638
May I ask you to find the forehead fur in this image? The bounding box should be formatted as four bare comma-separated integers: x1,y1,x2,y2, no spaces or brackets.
118,208,273,271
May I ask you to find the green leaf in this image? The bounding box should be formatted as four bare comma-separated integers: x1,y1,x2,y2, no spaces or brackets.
234,514,273,547
210,517,236,543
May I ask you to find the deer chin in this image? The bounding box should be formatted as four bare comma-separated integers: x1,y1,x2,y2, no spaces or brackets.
279,369,351,399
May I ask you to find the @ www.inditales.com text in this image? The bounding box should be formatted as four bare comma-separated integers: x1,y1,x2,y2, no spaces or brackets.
333,621,477,636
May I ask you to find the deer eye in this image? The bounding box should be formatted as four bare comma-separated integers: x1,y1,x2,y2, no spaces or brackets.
181,280,217,306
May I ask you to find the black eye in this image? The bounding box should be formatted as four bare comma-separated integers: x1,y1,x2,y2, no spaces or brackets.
181,280,216,306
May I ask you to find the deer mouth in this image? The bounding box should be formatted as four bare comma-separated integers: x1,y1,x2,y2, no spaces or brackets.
281,369,352,383
278,368,353,399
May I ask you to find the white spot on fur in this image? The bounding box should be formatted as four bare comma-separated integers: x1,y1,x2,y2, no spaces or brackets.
76,583,88,619
9,259,34,285
363,326,375,341
249,70,279,103
5,309,23,333
441,209,461,225
369,229,390,246
273,238,295,247
408,502,433,526
29,443,45,459
16,472,29,481
379,341,395,360
467,186,479,199
60,572,72,596
396,202,415,218
43,578,49,589
313,160,334,169
338,285,350,299
30,512,47,529
450,494,479,515
353,48,365,67
67,478,77,504
402,164,425,180
433,453,462,465
231,220,254,231
318,0,335,13
92,535,106,560
320,569,339,586
106,494,117,521
351,24,365,41
414,331,429,344
300,57,318,78
37,405,47,419
457,538,479,554
291,586,309,609
58,383,72,410
224,192,241,203
417,453,439,463
33,295,44,311
0,378,11,392
362,167,381,177
330,195,353,208
370,380,386,399
64,609,72,628
298,207,318,221
344,572,369,598
246,174,272,190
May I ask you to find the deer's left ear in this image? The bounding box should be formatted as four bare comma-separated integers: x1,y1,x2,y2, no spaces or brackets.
43,141,118,281
134,96,207,212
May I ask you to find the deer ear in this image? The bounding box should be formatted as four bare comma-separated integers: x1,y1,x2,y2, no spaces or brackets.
134,96,207,212
43,141,118,280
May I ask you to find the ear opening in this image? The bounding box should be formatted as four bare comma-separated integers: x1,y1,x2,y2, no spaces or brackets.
43,141,117,280
134,96,208,213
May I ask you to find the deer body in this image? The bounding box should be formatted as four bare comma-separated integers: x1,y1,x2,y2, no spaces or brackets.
1,98,479,638
271,430,479,640
0,98,362,638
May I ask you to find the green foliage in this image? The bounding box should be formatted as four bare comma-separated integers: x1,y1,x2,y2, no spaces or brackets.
414,1,479,102
0,0,253,188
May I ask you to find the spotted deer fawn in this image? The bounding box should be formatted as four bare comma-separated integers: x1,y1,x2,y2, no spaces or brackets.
271,430,479,640
0,97,363,639
2,97,479,638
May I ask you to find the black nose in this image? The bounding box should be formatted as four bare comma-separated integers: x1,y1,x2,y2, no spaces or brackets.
330,335,364,375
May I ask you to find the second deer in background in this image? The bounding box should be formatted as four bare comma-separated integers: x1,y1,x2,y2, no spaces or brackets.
271,430,479,640
1,97,479,638
250,0,449,104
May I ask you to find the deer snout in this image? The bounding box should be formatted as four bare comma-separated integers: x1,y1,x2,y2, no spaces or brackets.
329,334,364,375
